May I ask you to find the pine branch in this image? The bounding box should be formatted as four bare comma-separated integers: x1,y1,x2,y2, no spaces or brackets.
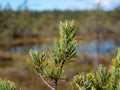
38,73,55,90
0,78,16,90
71,49,120,90
28,20,77,90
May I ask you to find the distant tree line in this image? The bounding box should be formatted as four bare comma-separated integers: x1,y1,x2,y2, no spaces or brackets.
0,9,120,40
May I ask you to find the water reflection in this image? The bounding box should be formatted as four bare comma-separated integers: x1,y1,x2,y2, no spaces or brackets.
77,39,117,56
10,39,119,56
10,44,49,53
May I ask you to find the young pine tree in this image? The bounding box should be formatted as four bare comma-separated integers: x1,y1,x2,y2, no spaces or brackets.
28,21,77,90
0,78,16,90
71,49,120,90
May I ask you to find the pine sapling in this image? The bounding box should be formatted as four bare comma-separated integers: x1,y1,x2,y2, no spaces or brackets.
71,49,120,90
28,20,77,90
0,78,16,90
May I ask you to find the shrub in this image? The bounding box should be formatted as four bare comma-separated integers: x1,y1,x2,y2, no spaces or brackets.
71,49,120,90
0,78,16,90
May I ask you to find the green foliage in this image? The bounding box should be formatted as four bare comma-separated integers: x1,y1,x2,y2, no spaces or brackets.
71,49,120,90
28,20,77,89
0,78,16,90
28,20,120,90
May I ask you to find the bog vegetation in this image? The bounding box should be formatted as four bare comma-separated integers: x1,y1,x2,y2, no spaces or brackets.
1,21,120,90
0,9,120,47
0,6,120,90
